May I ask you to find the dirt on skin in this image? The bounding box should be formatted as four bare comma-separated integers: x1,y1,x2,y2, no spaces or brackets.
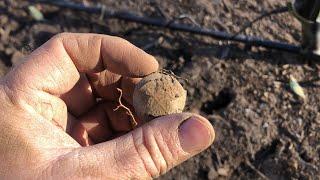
1,0,320,179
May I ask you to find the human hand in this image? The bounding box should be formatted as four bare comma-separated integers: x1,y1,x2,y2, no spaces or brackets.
0,33,215,179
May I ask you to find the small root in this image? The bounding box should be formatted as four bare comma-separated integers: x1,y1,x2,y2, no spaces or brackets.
159,69,189,83
113,88,138,129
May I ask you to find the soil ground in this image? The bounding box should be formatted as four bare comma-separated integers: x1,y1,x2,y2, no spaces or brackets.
1,0,320,179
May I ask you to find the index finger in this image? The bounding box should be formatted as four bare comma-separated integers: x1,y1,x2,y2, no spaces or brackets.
6,33,158,95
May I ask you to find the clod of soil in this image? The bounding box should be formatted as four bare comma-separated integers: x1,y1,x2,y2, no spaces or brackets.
133,72,187,121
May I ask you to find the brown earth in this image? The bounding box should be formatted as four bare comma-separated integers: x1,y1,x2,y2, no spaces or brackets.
0,0,319,179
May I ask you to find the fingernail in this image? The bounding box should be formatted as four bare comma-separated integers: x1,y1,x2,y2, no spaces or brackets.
178,116,214,153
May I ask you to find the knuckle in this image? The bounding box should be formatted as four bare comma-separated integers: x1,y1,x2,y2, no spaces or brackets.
1,78,31,107
49,33,73,47
51,32,70,41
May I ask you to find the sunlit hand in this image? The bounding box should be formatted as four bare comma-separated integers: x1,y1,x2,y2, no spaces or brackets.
0,33,215,179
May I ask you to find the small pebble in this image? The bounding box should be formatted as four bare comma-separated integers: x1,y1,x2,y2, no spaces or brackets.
217,167,229,177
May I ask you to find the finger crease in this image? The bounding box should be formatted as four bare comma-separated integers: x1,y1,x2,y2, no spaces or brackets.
150,127,169,175
131,131,153,178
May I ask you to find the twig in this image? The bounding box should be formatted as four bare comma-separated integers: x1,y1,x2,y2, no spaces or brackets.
245,159,269,180
32,0,305,55
113,88,138,129
213,148,222,166
149,0,200,28
99,4,106,20
231,7,289,39
165,14,201,28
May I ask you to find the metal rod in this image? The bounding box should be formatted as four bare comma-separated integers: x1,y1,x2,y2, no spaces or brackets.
293,0,320,21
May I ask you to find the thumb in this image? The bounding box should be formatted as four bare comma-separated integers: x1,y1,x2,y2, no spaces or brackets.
50,113,215,179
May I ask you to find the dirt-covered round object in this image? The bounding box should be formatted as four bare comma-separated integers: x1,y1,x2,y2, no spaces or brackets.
133,72,187,121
